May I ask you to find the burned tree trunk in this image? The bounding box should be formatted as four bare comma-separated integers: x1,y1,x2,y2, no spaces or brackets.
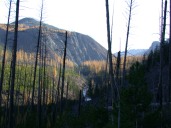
60,31,67,115
159,0,167,127
105,0,115,107
56,63,61,114
0,0,12,108
168,0,171,103
43,45,47,107
31,1,43,109
122,0,133,87
9,0,20,127
159,0,167,110
116,51,121,85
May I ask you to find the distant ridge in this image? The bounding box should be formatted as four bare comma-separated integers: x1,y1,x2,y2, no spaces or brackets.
145,41,160,54
11,18,40,27
11,17,59,29
114,41,160,57
114,49,147,57
0,17,107,65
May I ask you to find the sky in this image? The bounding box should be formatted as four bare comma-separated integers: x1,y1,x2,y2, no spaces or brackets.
0,0,170,53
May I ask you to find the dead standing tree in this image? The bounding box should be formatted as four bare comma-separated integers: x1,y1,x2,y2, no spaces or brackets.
105,0,115,107
168,0,171,103
56,63,61,114
116,51,121,128
60,31,67,115
0,0,12,108
9,0,20,128
159,0,167,127
122,0,135,87
31,0,44,109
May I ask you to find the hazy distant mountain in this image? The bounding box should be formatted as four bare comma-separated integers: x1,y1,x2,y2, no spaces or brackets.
114,41,161,57
145,41,160,54
0,18,107,65
114,49,147,57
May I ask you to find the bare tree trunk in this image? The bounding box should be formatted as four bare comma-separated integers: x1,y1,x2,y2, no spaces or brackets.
105,1,117,126
60,31,67,115
66,81,69,100
78,90,81,116
161,0,164,38
0,0,12,108
4,64,12,128
56,63,61,116
105,0,115,107
43,45,46,107
9,0,20,127
15,64,20,106
49,79,52,103
38,54,42,128
31,0,43,109
22,63,27,106
52,78,55,104
57,64,61,103
28,66,33,106
168,0,171,103
104,52,109,108
116,51,121,128
116,51,121,85
45,76,49,105
159,1,167,128
122,0,133,87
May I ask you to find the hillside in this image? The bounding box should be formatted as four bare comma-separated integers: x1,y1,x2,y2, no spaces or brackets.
0,18,107,65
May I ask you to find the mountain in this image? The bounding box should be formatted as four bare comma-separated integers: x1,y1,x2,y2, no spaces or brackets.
12,18,40,27
114,41,161,57
11,17,59,29
114,49,147,57
145,41,160,54
0,18,107,65
116,49,147,56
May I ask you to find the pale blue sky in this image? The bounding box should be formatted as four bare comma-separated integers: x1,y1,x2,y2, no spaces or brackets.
0,0,169,52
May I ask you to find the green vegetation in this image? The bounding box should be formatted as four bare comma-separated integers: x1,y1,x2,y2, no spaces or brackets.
1,41,171,127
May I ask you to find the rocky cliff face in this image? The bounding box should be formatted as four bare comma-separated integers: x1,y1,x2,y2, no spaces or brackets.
0,18,107,65
145,41,160,54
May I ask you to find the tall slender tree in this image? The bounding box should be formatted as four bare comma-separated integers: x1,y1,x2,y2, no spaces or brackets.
159,0,167,128
38,44,42,128
9,0,20,127
60,31,67,115
56,63,61,113
168,0,171,103
122,0,134,87
31,0,44,109
0,0,12,108
22,62,27,106
105,0,115,107
116,51,121,128
42,36,47,112
159,0,167,109
116,51,121,84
